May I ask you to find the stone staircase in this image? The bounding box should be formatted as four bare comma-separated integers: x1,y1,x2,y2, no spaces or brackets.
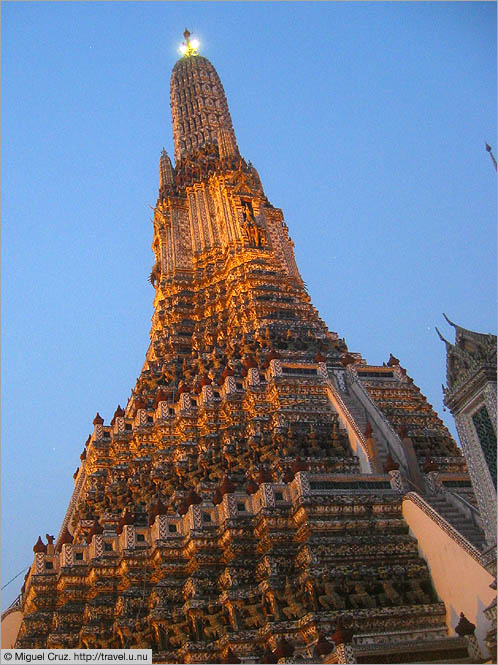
426,493,487,552
329,370,487,555
336,386,390,470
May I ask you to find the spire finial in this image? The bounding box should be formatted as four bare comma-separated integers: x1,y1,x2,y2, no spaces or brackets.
179,28,199,57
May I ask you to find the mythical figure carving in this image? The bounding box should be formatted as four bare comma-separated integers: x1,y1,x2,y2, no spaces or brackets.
318,580,346,610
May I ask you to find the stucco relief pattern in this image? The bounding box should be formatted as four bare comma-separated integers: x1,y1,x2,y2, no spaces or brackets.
456,415,496,545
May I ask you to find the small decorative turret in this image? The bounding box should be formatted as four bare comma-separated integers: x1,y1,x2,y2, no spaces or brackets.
262,647,278,664
159,148,174,190
111,404,125,426
174,382,191,402
219,475,236,496
313,634,334,657
153,389,170,409
86,519,104,544
33,536,47,553
424,454,439,473
263,349,281,368
212,488,223,505
332,618,354,646
383,454,400,473
93,413,104,426
292,457,308,474
185,488,202,507
114,405,125,418
56,527,74,552
256,466,273,484
218,365,235,385
455,612,476,636
121,508,134,525
116,508,134,534
275,637,294,659
282,467,294,483
241,356,258,377
148,498,167,526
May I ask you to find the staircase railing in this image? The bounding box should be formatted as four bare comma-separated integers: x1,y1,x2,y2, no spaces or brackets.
1,593,22,620
403,491,482,564
345,371,408,471
404,476,427,495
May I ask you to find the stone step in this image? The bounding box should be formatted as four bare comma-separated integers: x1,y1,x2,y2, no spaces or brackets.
336,390,391,468
460,531,485,541
426,496,486,551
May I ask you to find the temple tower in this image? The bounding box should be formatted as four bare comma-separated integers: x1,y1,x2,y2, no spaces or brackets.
11,31,496,663
439,316,497,547
438,316,497,660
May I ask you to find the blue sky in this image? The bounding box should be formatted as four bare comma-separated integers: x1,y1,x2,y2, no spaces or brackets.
2,2,496,609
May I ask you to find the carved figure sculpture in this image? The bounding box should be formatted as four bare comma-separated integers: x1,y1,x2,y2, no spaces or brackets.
349,582,376,608
281,577,305,619
318,580,346,610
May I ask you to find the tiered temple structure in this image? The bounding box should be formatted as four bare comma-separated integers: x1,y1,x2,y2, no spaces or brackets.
12,31,496,663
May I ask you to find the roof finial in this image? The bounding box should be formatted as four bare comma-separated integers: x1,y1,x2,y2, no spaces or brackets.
443,312,457,328
435,326,452,346
485,143,497,171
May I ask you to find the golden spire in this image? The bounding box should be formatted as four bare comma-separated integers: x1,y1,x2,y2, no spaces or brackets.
179,28,199,57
